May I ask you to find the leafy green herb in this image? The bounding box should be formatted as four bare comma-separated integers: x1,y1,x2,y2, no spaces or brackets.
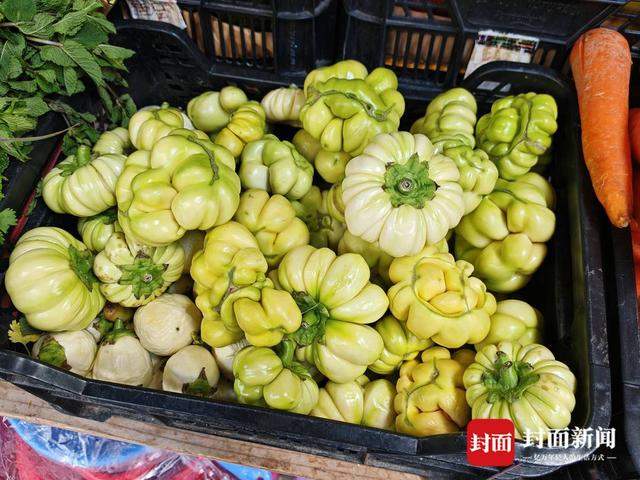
8,317,42,347
0,0,136,223
0,207,16,243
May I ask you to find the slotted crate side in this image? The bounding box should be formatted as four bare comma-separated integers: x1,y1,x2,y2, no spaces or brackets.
119,0,337,81
197,4,275,71
341,0,463,100
341,0,625,95
185,0,336,78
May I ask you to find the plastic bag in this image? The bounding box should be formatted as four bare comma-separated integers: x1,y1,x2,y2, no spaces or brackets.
0,418,279,480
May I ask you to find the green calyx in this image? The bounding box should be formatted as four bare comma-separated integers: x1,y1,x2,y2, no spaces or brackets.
482,351,540,403
384,153,436,209
103,318,134,345
182,368,214,397
38,336,69,369
59,145,93,177
118,252,167,300
277,338,312,379
288,291,329,346
68,245,99,291
93,313,114,337
303,209,332,234
93,208,118,225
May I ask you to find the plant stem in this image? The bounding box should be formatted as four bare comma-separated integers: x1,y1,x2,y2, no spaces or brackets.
28,36,63,47
0,124,80,143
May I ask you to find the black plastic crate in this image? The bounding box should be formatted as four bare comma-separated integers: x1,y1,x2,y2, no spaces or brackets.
608,223,640,475
120,0,338,82
339,0,625,100
0,20,611,479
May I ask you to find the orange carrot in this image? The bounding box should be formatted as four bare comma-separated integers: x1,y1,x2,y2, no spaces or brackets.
635,167,640,222
630,108,640,164
570,28,633,228
632,168,640,295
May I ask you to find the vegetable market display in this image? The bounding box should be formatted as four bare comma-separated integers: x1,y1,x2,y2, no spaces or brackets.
5,59,576,441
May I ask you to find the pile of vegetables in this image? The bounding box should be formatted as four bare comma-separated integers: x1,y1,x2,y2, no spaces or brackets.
5,59,576,441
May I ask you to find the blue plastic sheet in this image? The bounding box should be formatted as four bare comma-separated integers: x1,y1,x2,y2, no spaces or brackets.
2,418,278,480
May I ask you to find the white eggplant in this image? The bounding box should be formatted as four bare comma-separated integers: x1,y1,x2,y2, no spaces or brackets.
32,330,97,376
92,320,153,386
163,345,219,396
133,294,201,356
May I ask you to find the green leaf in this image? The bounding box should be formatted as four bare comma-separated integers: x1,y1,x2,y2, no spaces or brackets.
121,94,136,122
47,99,94,121
1,0,36,22
97,84,112,113
94,44,135,60
40,45,75,67
23,96,49,116
1,29,26,54
0,207,17,242
36,0,72,11
26,49,44,68
63,66,77,94
36,68,57,83
8,79,37,92
102,68,127,86
35,75,57,93
0,141,30,162
72,0,99,9
8,318,42,346
61,132,78,155
86,13,115,34
71,20,107,48
17,12,56,38
1,114,36,133
0,42,23,81
53,1,101,37
0,152,9,179
61,40,104,86
0,125,32,161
